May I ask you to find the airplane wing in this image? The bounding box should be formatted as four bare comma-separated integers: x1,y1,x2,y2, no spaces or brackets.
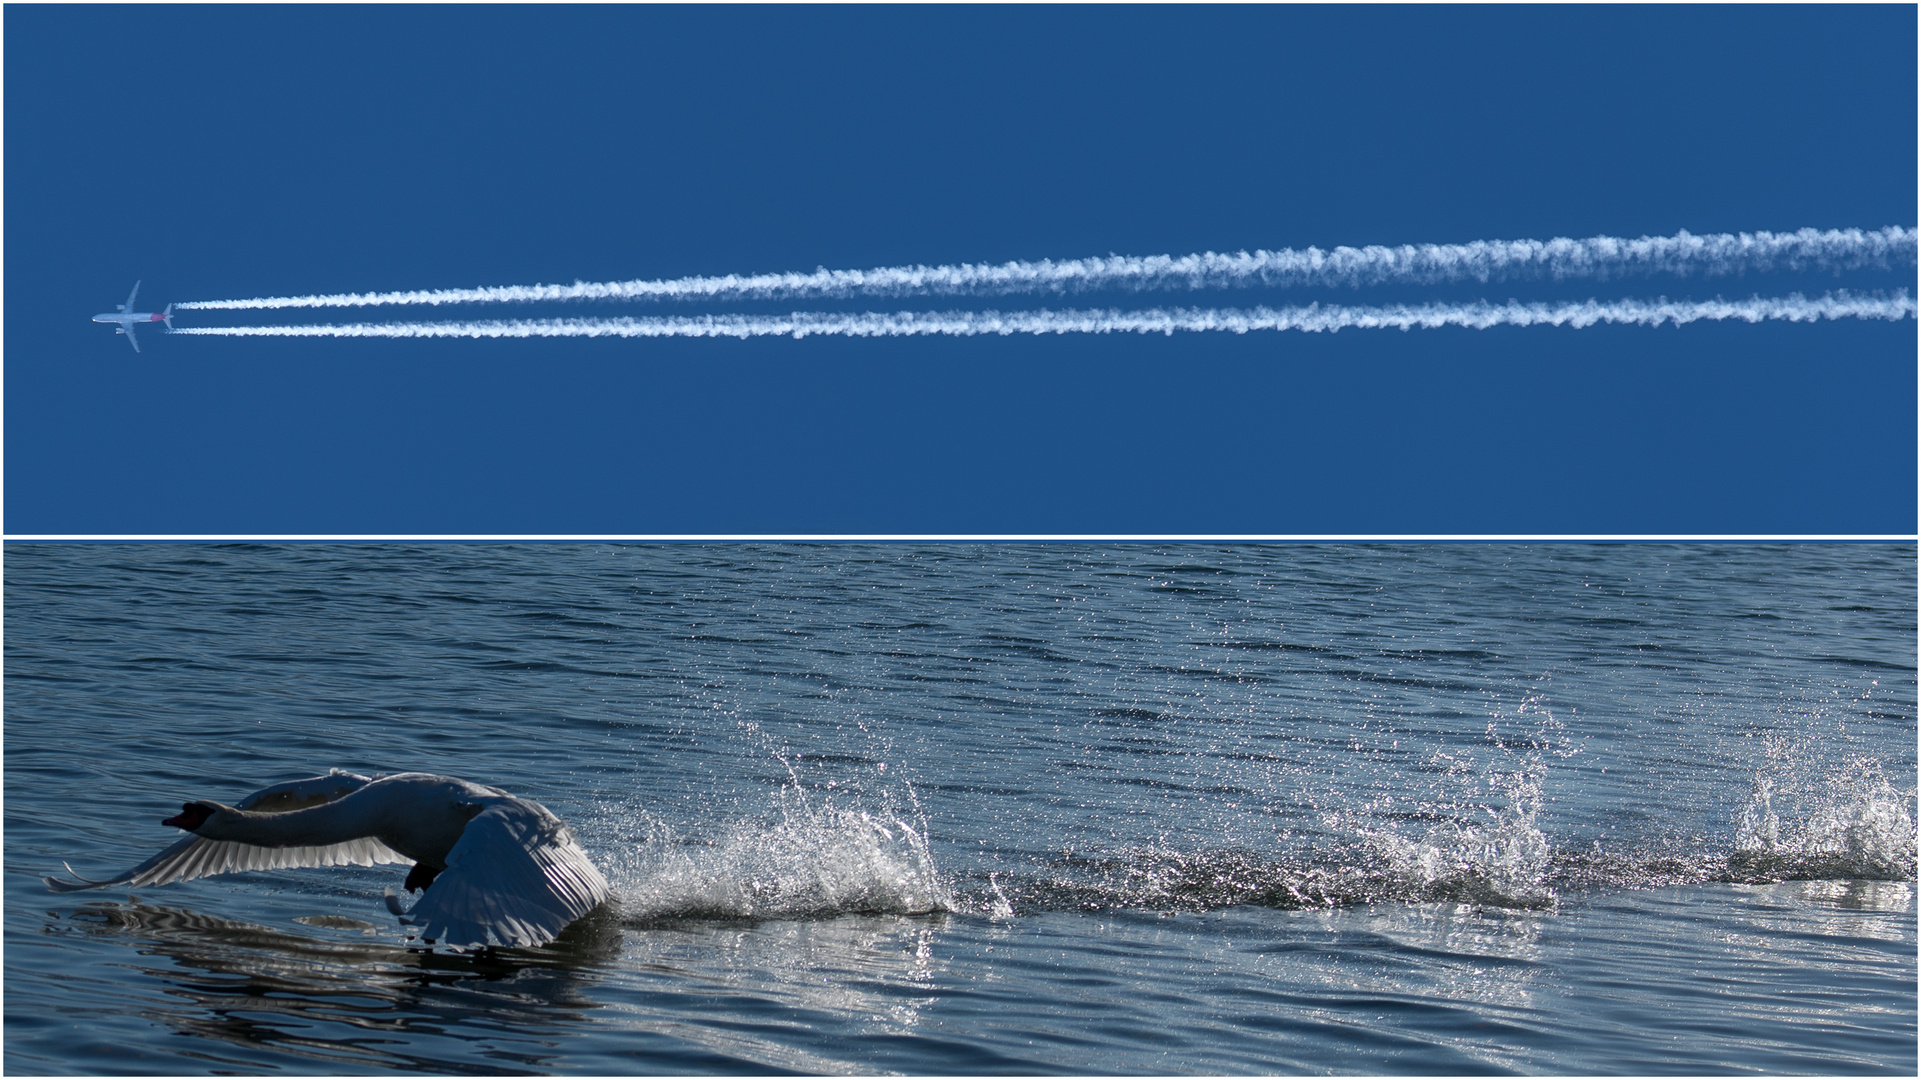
122,280,141,312
125,325,141,353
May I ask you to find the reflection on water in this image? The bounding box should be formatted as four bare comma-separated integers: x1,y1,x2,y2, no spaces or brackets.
620,915,947,1025
597,914,954,1073
22,880,1915,1075
44,897,964,1074
1359,902,1546,1011
1737,879,1916,944
1797,878,1916,915
50,901,623,1072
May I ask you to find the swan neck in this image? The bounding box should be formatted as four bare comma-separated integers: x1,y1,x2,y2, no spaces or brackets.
199,798,371,848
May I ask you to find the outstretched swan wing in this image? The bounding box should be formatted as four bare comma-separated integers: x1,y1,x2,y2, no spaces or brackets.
45,771,407,893
45,834,410,892
404,799,610,948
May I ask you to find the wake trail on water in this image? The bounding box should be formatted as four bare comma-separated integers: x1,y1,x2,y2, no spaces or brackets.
167,291,1917,341
172,226,1915,310
967,761,1915,918
592,748,1914,924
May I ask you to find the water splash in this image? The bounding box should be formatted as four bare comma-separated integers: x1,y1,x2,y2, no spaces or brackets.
984,739,1556,914
1731,754,1916,881
973,695,1568,914
1342,696,1561,907
1361,769,1554,907
981,831,1556,915
985,874,1015,919
608,786,952,922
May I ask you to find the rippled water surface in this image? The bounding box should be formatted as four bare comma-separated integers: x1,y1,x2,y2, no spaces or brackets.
6,544,1915,1074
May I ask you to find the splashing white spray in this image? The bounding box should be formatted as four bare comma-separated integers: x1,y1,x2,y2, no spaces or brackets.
1361,767,1555,907
607,788,952,921
171,226,1915,311
1735,754,1917,879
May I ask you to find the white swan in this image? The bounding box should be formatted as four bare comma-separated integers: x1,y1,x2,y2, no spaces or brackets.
45,771,611,949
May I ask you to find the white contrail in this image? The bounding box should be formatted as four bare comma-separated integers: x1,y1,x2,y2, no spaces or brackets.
167,291,1913,340
172,226,1916,311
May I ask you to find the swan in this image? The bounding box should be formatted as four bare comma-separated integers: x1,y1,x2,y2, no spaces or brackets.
45,771,611,949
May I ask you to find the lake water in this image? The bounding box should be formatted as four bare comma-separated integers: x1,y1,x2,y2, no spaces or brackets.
5,543,1914,1074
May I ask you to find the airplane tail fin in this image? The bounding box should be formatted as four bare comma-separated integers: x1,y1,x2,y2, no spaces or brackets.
162,304,174,331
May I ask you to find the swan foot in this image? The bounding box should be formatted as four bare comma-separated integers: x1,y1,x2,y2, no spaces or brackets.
383,887,415,923
404,861,440,892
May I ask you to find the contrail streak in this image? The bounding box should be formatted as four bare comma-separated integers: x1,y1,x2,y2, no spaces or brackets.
172,226,1916,311
167,291,1913,340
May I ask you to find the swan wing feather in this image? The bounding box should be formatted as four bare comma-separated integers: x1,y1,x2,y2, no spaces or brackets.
405,799,610,948
46,833,410,892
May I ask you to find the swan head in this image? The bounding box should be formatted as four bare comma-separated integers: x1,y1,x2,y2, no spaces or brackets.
162,802,220,832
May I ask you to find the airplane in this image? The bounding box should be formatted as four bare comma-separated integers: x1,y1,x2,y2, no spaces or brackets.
92,281,173,353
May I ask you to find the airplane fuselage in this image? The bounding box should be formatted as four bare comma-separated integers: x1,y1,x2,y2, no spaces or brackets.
92,311,166,329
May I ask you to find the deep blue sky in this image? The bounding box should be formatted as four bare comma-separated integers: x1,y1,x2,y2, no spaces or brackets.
6,5,1914,534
